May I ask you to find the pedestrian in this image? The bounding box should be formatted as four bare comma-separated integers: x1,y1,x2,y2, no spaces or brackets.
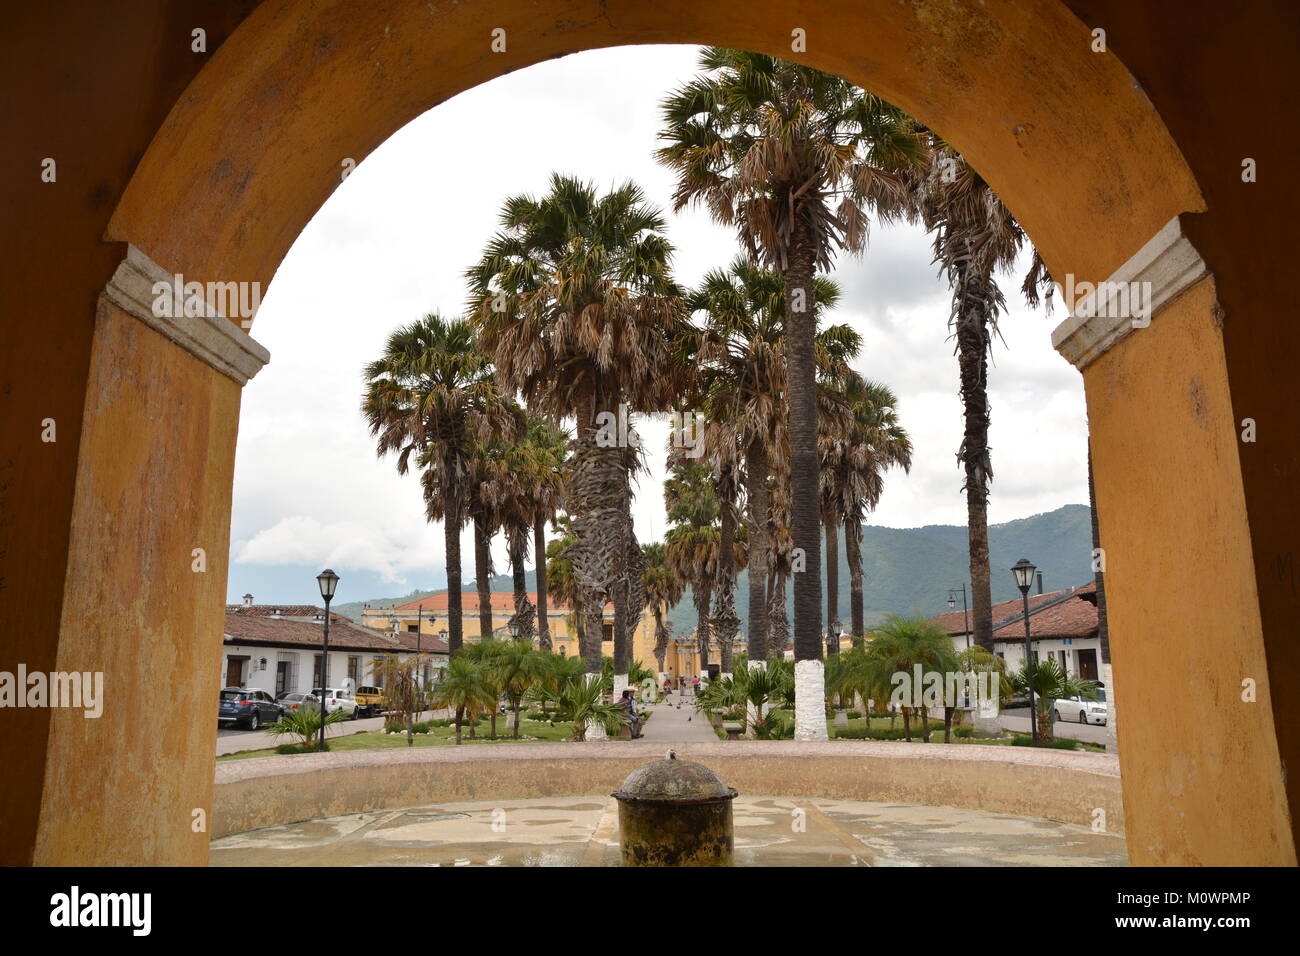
692,675,700,697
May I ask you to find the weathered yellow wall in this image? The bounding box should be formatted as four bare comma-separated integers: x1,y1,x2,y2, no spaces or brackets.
1085,280,1295,865
33,297,241,865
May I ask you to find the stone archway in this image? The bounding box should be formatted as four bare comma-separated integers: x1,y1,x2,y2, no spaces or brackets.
5,0,1296,866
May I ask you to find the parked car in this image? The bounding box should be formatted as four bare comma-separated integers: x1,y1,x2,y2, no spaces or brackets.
354,685,385,718
311,687,359,719
1054,689,1109,726
277,692,320,714
218,688,281,730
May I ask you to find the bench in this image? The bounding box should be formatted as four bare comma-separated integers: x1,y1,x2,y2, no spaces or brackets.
722,721,744,739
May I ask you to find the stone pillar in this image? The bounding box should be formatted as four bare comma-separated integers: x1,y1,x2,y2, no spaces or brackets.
27,246,267,865
1054,217,1296,864
1101,661,1118,755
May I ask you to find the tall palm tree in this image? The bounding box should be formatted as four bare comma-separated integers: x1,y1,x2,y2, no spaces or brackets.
362,314,516,653
689,258,854,668
820,374,913,646
906,146,1054,652
465,442,501,642
663,460,722,671
641,541,682,673
658,50,925,739
546,518,584,649
525,418,570,650
468,174,689,679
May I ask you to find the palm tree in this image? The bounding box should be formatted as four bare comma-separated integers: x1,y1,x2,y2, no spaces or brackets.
863,614,959,743
490,640,543,738
525,419,570,650
1009,657,1100,745
371,652,433,747
465,444,500,643
659,51,925,739
906,146,1054,653
468,174,689,681
641,541,683,674
820,374,913,646
689,258,845,668
663,460,722,671
431,655,492,745
362,314,516,653
545,517,587,650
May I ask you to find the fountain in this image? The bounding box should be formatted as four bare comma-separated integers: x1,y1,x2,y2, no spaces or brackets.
611,750,738,866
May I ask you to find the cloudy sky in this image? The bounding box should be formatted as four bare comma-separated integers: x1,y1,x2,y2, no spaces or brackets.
226,45,1089,607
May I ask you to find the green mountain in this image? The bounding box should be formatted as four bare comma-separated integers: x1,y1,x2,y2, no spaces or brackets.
665,503,1094,637
335,504,1094,637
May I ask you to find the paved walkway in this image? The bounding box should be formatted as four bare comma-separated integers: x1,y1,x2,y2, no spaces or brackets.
639,692,717,743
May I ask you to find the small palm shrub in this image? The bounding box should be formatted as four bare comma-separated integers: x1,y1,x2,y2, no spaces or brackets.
266,705,348,749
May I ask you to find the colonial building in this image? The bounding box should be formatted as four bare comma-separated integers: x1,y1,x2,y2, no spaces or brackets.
360,590,723,678
222,597,447,697
929,583,1103,680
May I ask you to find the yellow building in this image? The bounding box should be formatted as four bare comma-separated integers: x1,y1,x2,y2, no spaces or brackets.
361,591,674,673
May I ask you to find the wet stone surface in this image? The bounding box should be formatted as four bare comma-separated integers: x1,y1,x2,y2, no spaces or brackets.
210,796,1128,867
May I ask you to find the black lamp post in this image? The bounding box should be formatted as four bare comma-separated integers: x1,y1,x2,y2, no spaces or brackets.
1010,558,1038,744
947,585,970,649
316,568,339,752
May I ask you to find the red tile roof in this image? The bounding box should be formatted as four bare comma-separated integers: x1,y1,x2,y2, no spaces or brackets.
223,611,449,654
928,585,1098,642
930,589,1072,635
225,604,348,622
992,595,1097,640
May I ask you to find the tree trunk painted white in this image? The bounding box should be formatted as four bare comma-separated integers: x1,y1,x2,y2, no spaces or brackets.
612,673,629,700
744,658,763,738
1102,661,1117,754
585,672,608,741
794,659,828,741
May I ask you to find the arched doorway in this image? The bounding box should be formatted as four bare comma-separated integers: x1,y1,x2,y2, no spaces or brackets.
6,0,1296,866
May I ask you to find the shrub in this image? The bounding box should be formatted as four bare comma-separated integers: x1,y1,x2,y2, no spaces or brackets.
274,742,328,755
954,725,975,739
384,722,404,734
1011,735,1079,750
412,721,430,734
846,710,862,719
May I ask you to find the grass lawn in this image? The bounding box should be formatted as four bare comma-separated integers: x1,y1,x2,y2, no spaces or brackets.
219,708,660,760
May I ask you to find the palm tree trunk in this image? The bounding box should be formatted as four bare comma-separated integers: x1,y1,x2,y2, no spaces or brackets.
746,439,770,661
445,484,464,653
512,698,521,739
508,525,535,642
535,517,551,650
825,520,840,655
713,475,739,672
454,706,463,745
474,513,494,642
653,609,668,673
769,569,789,659
956,290,995,653
693,582,712,671
846,513,865,645
783,240,827,741
902,706,912,742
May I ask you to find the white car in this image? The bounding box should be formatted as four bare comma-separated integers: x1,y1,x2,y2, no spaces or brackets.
1053,690,1108,726
311,687,359,719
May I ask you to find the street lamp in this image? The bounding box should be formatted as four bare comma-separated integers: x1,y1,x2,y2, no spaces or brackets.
316,568,339,753
948,585,970,649
1010,558,1038,744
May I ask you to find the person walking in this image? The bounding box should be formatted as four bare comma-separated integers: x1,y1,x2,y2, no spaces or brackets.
692,675,700,697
